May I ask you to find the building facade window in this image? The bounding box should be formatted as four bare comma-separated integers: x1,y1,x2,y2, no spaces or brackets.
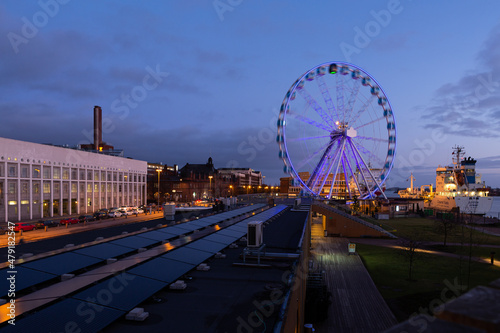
33,183,40,194
43,182,50,194
0,164,4,177
43,166,51,179
87,184,92,192
87,171,93,180
80,170,85,180
71,168,77,180
8,183,16,194
94,170,99,181
53,167,60,179
33,166,41,178
63,168,69,180
8,164,17,177
72,183,77,193
21,182,28,194
54,183,60,193
20,165,29,178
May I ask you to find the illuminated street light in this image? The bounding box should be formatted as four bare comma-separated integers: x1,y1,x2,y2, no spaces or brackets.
156,168,161,208
209,175,213,199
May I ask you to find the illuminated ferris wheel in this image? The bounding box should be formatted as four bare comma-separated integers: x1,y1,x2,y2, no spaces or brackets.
277,62,396,199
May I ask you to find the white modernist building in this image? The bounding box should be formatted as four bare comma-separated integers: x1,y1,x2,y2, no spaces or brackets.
0,137,147,223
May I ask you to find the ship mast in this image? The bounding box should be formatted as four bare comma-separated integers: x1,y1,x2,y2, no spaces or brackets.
451,145,465,168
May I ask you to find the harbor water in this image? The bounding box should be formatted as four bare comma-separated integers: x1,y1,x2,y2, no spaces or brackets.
486,196,500,218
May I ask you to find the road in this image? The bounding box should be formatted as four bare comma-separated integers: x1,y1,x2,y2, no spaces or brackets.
0,210,209,263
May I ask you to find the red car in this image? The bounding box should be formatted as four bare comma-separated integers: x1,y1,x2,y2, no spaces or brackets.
59,218,79,225
14,222,35,232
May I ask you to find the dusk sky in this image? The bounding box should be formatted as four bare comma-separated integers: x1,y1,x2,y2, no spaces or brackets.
1,1,500,188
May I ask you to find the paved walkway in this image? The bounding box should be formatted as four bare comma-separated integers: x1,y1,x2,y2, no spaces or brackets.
310,219,397,332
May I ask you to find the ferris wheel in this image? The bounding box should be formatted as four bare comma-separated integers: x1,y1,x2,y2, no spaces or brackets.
277,62,396,199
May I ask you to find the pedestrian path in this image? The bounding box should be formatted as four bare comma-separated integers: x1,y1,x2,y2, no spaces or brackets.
310,219,397,333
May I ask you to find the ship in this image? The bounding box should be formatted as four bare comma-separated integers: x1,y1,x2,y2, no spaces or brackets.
427,146,493,214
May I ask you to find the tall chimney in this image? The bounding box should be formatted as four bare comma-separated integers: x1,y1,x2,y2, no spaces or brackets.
93,106,102,150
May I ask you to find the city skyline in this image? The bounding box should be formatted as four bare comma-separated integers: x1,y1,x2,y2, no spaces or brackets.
1,1,500,188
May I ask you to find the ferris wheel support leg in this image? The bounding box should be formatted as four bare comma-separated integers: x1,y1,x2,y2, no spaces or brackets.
328,140,347,199
340,155,352,199
316,139,344,198
347,140,376,198
343,147,363,200
306,142,334,193
349,141,388,200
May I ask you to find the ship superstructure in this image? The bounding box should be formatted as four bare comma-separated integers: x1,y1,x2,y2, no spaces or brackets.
429,146,493,214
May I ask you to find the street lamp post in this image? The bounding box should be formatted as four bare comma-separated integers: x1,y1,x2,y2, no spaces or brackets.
156,169,161,208
229,185,233,197
208,175,213,199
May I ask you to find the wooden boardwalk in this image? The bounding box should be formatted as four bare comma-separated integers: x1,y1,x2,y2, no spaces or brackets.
310,218,397,332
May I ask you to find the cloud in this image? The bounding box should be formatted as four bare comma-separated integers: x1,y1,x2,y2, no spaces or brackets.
420,24,500,138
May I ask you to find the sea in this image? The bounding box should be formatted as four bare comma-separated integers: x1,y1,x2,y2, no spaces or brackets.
486,196,500,218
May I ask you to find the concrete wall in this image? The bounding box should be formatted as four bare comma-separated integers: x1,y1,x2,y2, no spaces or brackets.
313,205,387,238
281,209,311,333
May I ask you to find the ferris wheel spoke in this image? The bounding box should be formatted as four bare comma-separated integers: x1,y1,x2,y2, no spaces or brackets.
316,76,340,122
294,140,332,171
349,140,387,199
315,138,343,196
297,87,333,127
348,95,377,126
355,136,389,144
354,116,385,130
336,74,345,122
340,154,352,199
347,139,374,198
306,139,336,192
327,139,347,198
352,141,386,166
287,135,330,143
342,148,362,199
345,83,361,120
288,111,332,132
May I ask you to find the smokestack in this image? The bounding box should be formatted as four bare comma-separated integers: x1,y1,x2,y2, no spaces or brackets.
93,106,102,150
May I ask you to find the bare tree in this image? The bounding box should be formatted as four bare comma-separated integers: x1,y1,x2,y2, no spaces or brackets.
434,212,458,246
398,237,423,281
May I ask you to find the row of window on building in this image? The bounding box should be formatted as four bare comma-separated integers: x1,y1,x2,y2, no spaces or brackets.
0,163,145,182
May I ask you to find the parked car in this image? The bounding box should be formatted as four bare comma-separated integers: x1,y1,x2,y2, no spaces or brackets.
132,208,144,214
108,210,122,218
35,220,57,229
14,222,36,232
59,218,79,225
119,209,132,216
78,215,96,223
93,211,108,220
98,208,109,214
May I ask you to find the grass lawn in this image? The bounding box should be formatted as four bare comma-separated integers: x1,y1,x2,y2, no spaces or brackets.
384,217,500,246
426,244,500,262
356,243,500,321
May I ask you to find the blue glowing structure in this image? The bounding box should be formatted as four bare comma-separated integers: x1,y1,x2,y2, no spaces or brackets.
277,62,396,199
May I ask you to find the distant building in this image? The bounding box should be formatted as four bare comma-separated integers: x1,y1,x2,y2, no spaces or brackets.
217,168,262,187
147,163,179,204
280,172,348,198
0,137,147,223
178,157,217,201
